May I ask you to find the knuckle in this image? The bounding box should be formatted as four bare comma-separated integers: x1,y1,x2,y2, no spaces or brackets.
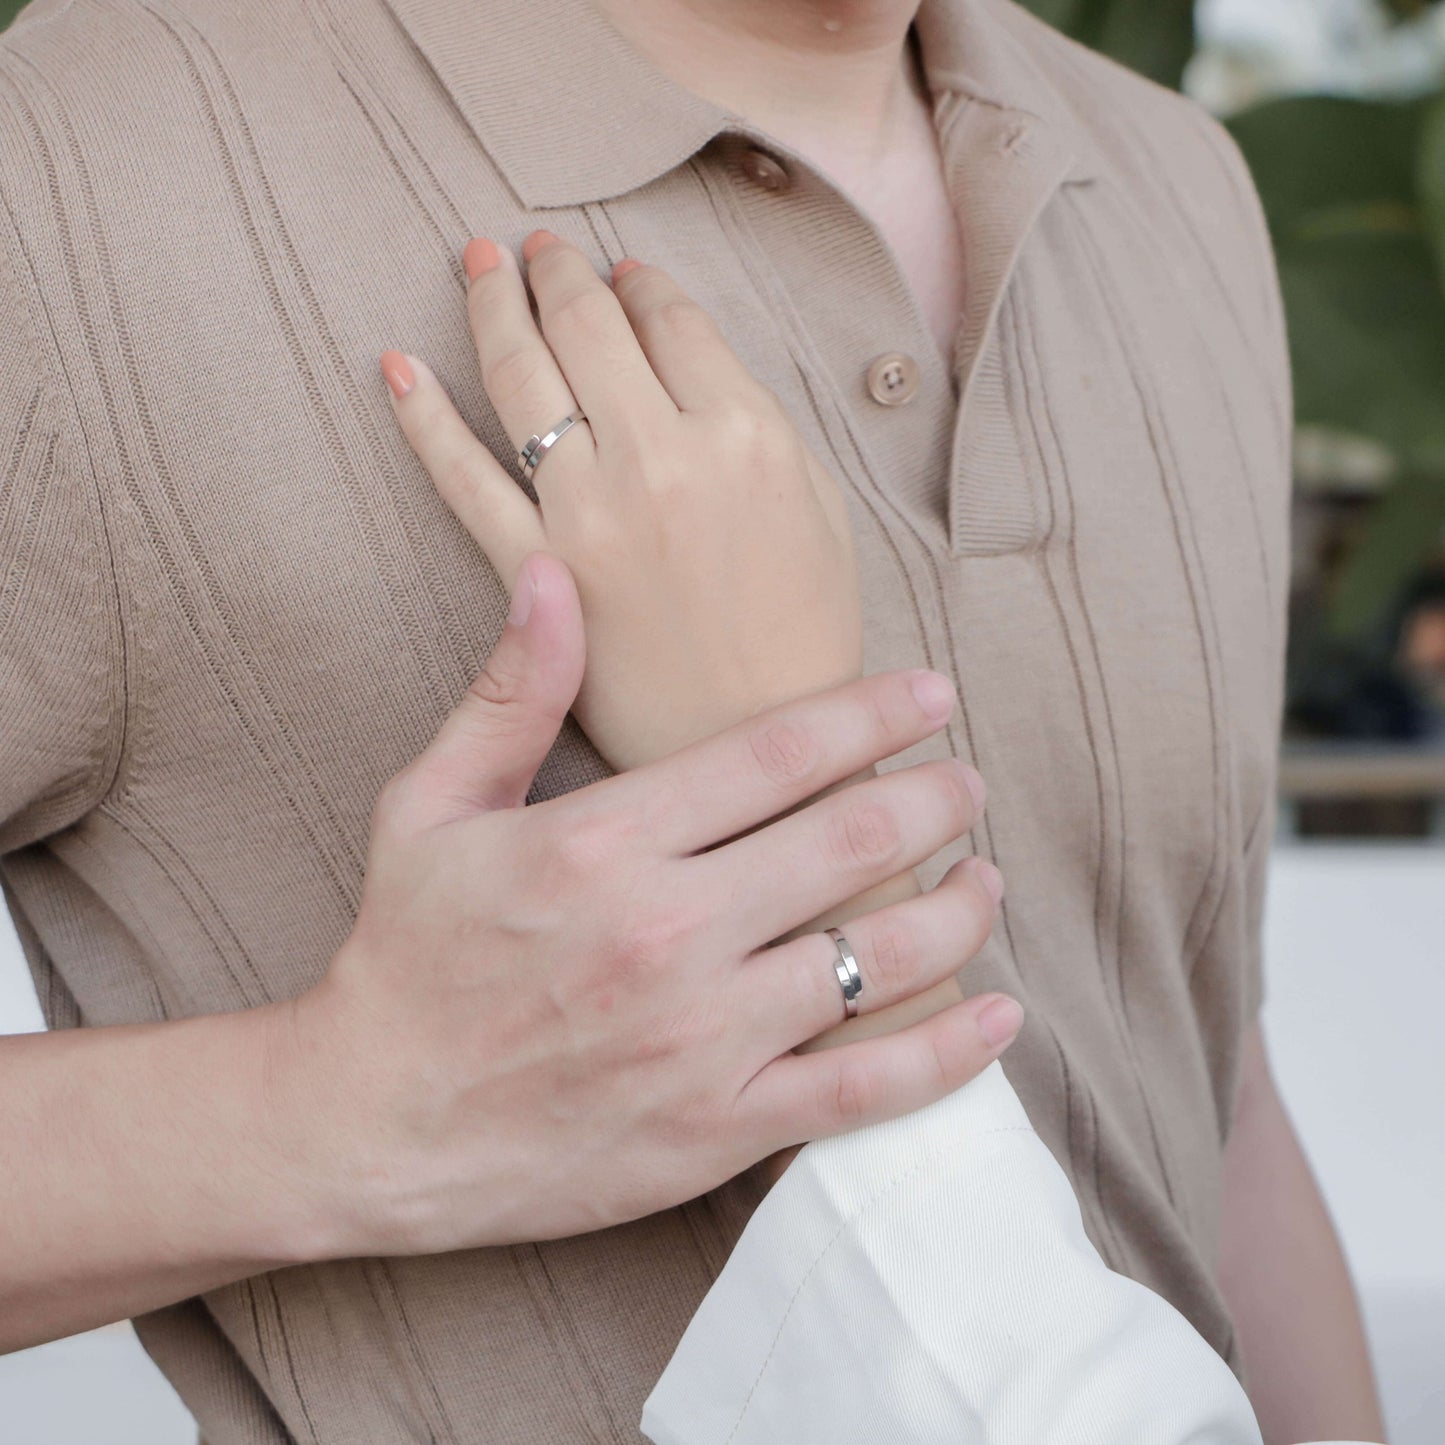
435,449,487,508
865,684,901,749
647,297,718,348
481,344,549,407
929,1014,982,1091
713,404,777,459
636,460,685,500
863,916,918,994
826,1058,879,1127
466,660,525,711
369,771,412,837
930,1031,962,1093
748,717,820,789
951,872,997,951
637,996,727,1066
590,906,691,992
552,287,617,341
548,811,622,880
937,760,980,831
824,799,902,874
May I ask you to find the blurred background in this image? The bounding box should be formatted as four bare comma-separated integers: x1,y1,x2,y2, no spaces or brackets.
1,0,1442,1441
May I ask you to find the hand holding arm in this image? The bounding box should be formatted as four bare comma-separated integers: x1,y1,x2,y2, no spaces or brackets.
0,564,1010,1352
381,233,1002,1067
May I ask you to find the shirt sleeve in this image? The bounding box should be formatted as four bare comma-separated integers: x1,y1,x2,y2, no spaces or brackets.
0,187,124,858
1192,108,1295,1023
641,1063,1279,1445
1233,112,1293,1024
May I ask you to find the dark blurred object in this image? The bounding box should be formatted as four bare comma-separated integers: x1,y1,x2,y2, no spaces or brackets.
1017,0,1197,89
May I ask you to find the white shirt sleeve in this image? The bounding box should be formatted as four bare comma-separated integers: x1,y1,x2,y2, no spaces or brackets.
641,1061,1379,1445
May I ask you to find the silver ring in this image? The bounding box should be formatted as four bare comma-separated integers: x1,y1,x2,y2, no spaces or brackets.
825,927,863,1019
518,410,586,480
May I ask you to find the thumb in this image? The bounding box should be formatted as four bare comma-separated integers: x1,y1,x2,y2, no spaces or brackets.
401,553,585,827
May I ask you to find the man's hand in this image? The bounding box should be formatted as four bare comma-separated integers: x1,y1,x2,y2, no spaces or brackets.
0,553,1016,1353
288,552,1015,1255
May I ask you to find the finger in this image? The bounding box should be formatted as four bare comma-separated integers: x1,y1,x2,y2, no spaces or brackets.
381,349,545,581
746,856,1003,1049
611,259,772,413
591,669,962,855
461,238,595,495
740,992,1025,1148
376,553,584,832
707,757,984,945
523,232,677,437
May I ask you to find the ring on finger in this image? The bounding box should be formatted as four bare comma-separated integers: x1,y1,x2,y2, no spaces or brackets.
518,409,587,480
825,926,864,1019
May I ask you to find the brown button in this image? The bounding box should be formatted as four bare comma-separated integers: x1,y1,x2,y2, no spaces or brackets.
866,352,921,406
739,149,791,193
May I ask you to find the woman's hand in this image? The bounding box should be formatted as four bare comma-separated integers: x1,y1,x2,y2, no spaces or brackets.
380,231,862,772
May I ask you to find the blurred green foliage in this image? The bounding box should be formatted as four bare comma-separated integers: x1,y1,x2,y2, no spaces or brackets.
1020,0,1445,650
1233,93,1445,634
0,0,21,33
1017,0,1198,90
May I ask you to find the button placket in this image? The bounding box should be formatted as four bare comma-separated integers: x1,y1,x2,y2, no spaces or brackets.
706,132,958,539
938,97,1086,558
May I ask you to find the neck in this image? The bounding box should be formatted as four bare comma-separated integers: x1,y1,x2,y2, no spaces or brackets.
590,0,925,167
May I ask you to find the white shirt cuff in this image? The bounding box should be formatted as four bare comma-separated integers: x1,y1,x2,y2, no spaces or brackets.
643,1061,1326,1444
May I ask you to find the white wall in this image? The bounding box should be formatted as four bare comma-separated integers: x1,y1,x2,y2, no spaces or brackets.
1,845,1442,1442
1258,846,1445,1442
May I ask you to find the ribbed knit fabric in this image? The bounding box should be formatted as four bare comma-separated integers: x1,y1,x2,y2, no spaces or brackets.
0,0,1292,1439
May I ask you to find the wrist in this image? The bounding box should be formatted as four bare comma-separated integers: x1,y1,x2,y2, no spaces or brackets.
242,978,402,1264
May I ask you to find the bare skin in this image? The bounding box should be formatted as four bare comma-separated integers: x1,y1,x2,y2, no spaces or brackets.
593,0,966,362
588,1,1385,1436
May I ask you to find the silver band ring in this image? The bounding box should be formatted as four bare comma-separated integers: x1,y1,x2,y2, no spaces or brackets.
518,410,586,480
826,927,863,1019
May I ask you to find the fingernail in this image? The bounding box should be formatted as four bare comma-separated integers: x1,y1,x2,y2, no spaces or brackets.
909,670,956,722
612,258,642,280
977,996,1023,1051
522,230,559,263
463,237,501,282
960,764,987,813
380,350,414,399
507,558,537,627
969,857,1005,905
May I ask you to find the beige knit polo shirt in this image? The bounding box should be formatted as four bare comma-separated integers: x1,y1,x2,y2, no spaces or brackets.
0,0,1292,1439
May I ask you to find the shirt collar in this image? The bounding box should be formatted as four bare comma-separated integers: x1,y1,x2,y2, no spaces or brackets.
380,0,1102,210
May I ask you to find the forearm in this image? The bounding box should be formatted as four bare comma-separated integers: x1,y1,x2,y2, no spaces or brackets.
1217,1023,1384,1444
0,1001,350,1353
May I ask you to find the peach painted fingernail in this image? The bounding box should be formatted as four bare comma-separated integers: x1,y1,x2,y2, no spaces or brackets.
379,350,414,399
463,237,501,282
612,258,642,280
522,230,559,263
